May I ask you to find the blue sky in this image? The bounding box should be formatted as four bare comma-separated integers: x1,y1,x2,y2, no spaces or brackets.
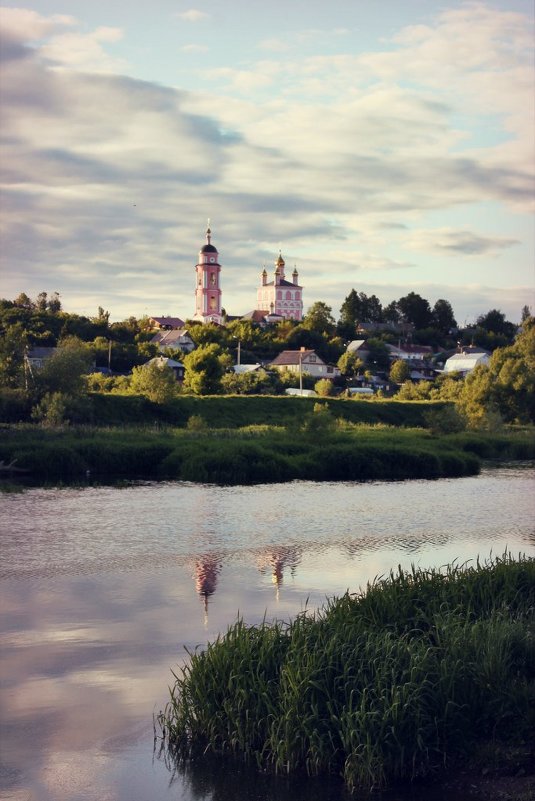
0,1,533,324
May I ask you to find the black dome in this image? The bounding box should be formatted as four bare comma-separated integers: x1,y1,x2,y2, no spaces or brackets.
201,244,217,253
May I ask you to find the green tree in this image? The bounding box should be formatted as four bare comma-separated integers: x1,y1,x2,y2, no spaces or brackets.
183,343,232,395
302,302,336,336
397,292,433,330
221,369,272,395
34,337,94,398
0,323,27,388
389,359,410,384
432,299,457,333
365,338,391,371
476,309,515,337
314,378,334,396
130,361,179,403
337,350,364,378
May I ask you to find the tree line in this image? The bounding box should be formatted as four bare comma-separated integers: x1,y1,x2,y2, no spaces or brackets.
0,289,531,427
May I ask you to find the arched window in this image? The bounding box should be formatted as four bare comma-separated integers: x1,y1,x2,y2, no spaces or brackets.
286,291,292,300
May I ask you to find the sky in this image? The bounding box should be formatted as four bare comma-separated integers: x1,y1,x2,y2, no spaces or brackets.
0,1,534,326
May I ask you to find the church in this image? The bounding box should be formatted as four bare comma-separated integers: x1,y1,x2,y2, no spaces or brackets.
192,225,303,323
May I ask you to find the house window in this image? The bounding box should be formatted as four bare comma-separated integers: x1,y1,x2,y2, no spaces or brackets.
309,355,316,362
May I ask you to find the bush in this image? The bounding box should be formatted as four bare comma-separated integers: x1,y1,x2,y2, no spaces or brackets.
159,555,535,793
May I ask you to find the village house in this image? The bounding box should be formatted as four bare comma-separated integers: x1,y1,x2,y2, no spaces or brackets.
386,343,434,362
25,346,57,369
150,328,195,353
144,355,185,381
148,316,185,330
443,351,490,376
270,348,340,379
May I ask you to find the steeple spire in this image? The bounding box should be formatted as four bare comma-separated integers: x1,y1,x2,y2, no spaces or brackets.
206,218,211,245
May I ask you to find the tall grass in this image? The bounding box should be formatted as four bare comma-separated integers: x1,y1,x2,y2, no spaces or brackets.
0,421,532,485
158,554,535,792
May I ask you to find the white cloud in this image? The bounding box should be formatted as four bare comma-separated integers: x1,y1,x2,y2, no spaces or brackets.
0,7,75,40
176,9,210,22
181,43,209,53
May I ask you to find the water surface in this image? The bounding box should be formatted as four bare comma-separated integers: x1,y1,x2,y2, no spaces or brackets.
1,465,533,801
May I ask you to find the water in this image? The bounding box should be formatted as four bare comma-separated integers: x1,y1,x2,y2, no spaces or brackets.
1,465,534,801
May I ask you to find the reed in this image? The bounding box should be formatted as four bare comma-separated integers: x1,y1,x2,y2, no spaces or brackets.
158,554,535,792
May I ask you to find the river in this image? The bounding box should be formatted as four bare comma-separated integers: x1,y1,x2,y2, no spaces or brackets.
1,465,534,801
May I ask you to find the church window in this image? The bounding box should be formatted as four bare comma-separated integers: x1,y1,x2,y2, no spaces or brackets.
210,296,216,310
277,290,282,300
286,291,292,300
210,273,216,286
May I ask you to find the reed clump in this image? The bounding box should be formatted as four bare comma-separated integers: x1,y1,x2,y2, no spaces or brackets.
158,554,535,793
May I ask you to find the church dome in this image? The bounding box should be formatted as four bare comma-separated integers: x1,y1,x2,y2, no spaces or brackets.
201,243,217,253
275,252,285,267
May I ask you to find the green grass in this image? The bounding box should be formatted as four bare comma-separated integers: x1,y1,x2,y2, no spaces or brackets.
158,554,535,793
0,420,492,484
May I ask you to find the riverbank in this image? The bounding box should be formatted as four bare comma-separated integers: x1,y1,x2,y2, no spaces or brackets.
158,554,535,795
2,421,534,486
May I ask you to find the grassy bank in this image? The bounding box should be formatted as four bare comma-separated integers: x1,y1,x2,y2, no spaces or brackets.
0,420,504,484
1,390,449,428
158,554,535,793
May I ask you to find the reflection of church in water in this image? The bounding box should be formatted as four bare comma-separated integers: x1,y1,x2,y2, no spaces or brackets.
193,554,222,615
192,545,301,615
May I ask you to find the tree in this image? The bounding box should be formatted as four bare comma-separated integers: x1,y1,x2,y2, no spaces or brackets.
182,343,232,395
34,337,94,398
383,301,401,325
476,309,515,338
302,302,336,336
314,378,334,396
47,292,62,313
337,290,383,338
130,362,179,403
397,292,433,330
221,369,272,395
0,322,27,388
365,338,391,371
432,299,457,334
389,359,410,384
337,350,364,378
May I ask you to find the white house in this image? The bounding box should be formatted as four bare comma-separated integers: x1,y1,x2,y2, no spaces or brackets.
443,352,490,375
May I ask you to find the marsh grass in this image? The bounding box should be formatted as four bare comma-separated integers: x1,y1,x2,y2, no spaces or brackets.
158,554,535,792
0,421,532,485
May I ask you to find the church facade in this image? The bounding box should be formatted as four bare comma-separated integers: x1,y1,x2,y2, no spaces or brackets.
256,252,303,322
192,228,303,323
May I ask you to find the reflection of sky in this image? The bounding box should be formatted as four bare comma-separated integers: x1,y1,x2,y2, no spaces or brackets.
0,467,534,801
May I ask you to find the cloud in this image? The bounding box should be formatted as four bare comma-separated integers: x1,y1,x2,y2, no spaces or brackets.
181,43,209,53
0,4,532,325
176,9,210,22
405,228,520,256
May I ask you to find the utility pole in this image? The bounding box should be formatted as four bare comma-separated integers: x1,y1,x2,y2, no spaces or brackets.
299,350,303,394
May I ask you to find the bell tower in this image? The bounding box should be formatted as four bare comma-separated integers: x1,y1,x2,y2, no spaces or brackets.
193,223,223,324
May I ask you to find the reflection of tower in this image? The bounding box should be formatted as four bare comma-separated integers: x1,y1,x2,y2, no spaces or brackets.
194,554,222,621
193,223,223,324
256,545,300,600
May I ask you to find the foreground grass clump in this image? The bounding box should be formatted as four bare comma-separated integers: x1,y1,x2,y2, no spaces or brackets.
158,554,535,793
